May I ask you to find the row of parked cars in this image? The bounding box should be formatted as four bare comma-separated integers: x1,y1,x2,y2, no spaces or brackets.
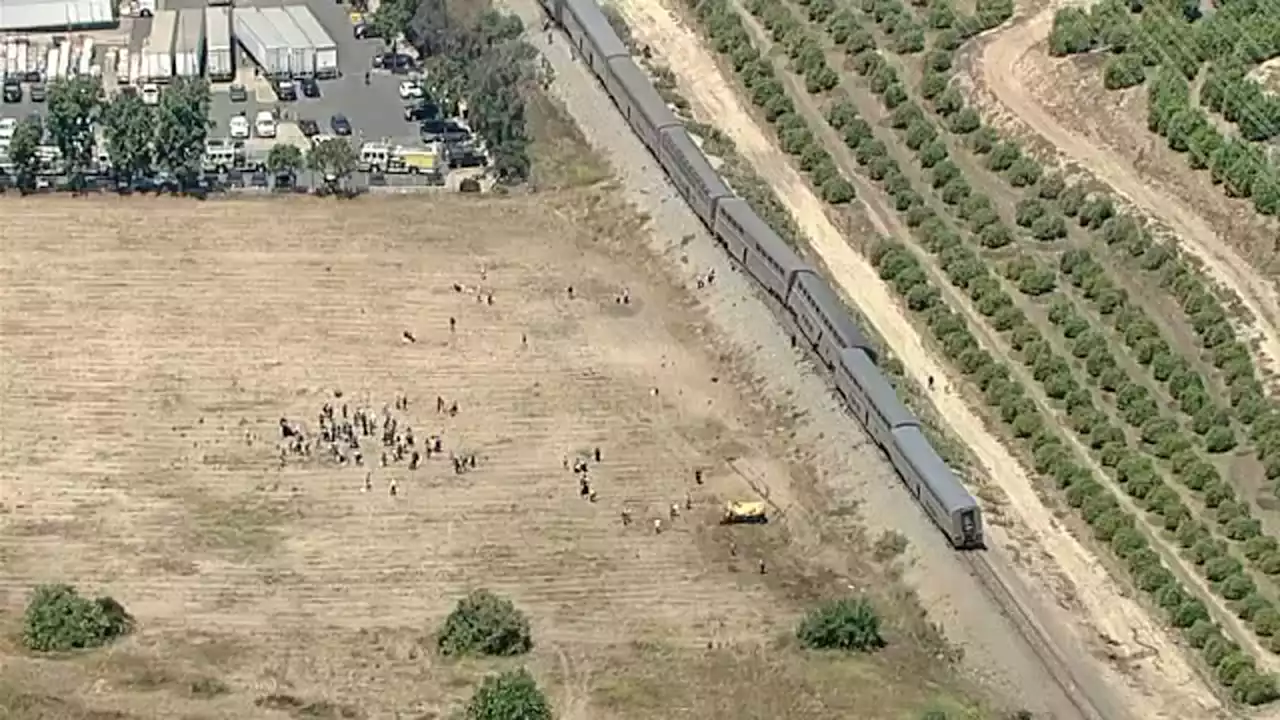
2,78,45,103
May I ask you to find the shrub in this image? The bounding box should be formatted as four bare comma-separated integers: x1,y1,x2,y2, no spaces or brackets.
1103,53,1146,90
797,597,886,651
22,584,133,652
822,176,857,204
465,668,553,720
949,108,981,134
438,589,533,657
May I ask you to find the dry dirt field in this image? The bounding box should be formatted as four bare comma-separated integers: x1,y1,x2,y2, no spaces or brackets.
0,194,980,720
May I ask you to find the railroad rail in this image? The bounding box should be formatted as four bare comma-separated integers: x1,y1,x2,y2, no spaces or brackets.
963,552,1109,720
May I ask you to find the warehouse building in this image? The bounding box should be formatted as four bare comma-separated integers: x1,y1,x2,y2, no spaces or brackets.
0,0,116,32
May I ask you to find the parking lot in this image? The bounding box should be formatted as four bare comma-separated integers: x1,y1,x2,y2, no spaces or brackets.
0,0,477,189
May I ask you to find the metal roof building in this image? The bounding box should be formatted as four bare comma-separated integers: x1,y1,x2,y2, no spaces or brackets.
0,0,116,31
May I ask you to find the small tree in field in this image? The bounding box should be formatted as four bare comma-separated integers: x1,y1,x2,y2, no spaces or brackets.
438,589,532,657
466,668,553,720
22,584,134,652
797,597,886,651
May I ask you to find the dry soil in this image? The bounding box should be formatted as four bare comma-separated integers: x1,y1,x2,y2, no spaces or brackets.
0,194,980,720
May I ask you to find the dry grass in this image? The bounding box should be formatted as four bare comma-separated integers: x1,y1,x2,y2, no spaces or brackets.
0,191,982,720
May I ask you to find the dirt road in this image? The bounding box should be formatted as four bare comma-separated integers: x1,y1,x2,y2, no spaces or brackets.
973,0,1280,381
602,0,1218,717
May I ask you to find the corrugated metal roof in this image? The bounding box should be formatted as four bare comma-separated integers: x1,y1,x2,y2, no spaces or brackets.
0,0,114,31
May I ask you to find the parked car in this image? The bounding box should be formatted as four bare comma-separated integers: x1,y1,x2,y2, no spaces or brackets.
0,117,16,140
228,83,248,102
229,114,250,140
373,52,414,72
275,80,297,102
300,77,320,98
420,118,469,143
298,118,320,137
354,22,378,39
141,83,161,106
404,102,439,122
29,83,46,102
330,114,352,136
398,80,423,100
3,80,21,103
255,111,277,139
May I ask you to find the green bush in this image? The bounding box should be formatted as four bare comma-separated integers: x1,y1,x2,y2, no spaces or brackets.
22,584,134,652
438,589,533,657
1103,53,1146,89
797,597,886,651
465,668,553,720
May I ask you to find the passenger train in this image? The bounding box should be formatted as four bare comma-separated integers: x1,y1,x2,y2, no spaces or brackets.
537,0,984,550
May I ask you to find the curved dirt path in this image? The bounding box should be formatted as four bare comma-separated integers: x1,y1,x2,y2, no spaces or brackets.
608,0,1217,718
975,1,1280,380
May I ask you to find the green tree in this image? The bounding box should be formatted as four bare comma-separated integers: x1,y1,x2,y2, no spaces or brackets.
101,91,155,184
46,76,103,184
8,116,44,190
372,0,419,52
22,584,133,652
154,78,211,186
308,138,359,190
415,9,538,184
438,589,533,657
465,668,552,720
796,596,885,651
267,144,305,186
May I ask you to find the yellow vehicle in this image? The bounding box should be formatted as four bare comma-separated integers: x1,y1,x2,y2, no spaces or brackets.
392,147,439,175
723,501,767,524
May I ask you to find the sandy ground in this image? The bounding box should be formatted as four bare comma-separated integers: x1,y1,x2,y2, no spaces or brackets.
969,0,1280,383
1248,57,1280,90
593,0,1222,717
0,193,982,720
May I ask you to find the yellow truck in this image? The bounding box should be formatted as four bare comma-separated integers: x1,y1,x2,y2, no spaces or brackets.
723,501,767,524
392,147,438,175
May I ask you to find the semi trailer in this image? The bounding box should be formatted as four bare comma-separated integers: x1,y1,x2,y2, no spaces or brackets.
141,8,177,82
205,6,233,81
284,5,338,79
173,9,205,78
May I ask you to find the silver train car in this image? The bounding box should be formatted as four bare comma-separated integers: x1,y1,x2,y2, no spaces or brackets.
541,0,984,550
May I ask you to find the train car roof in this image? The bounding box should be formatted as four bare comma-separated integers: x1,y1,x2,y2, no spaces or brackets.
658,125,732,200
721,199,805,273
564,0,629,59
606,56,679,130
796,271,872,353
891,425,976,511
840,349,915,428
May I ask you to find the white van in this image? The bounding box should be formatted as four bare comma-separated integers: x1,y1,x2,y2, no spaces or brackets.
358,142,391,172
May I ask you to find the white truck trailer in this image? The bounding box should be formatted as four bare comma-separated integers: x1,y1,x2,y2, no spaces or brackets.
283,5,338,79
204,6,233,82
234,8,290,79
173,9,205,78
260,7,314,78
142,8,177,83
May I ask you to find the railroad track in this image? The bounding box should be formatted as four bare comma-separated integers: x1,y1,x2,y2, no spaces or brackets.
963,551,1109,720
